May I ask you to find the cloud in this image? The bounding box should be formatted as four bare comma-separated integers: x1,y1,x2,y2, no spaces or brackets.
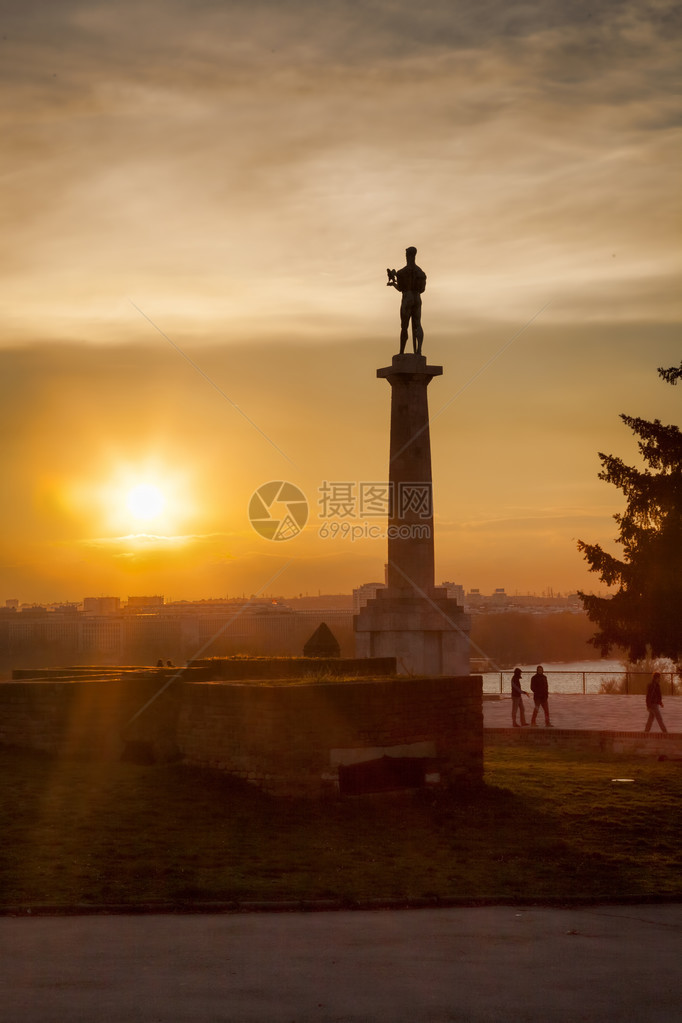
1,0,679,341
440,510,620,535
79,531,232,544
0,2,679,598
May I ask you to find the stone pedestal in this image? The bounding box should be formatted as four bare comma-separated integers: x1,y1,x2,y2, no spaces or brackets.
354,354,470,676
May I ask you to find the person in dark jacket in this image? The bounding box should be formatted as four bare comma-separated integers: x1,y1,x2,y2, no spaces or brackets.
644,672,667,732
510,668,529,727
530,665,552,727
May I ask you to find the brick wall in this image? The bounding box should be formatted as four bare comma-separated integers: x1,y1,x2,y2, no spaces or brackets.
0,676,181,761
187,656,396,680
178,675,482,796
0,671,483,797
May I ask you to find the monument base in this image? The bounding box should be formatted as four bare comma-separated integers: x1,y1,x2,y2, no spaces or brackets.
354,588,470,676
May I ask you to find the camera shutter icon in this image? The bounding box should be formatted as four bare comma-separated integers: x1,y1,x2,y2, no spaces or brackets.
248,481,308,541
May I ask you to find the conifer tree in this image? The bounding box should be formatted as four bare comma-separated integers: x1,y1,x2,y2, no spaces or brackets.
577,362,682,664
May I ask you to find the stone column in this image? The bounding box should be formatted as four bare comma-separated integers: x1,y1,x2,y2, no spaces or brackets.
354,353,470,676
379,353,440,596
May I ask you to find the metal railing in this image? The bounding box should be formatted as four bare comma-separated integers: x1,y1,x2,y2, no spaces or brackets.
483,670,679,697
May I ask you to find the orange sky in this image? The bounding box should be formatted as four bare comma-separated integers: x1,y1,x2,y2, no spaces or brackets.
1,1,680,602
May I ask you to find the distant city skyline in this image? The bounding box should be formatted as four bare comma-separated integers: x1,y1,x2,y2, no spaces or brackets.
0,585,593,676
3,585,591,609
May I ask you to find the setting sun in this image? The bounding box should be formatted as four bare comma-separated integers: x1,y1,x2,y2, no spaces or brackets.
126,484,166,522
1,0,680,604
74,457,200,541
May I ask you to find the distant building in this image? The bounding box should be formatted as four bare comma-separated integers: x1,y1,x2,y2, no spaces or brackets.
285,594,354,611
83,597,121,615
352,582,386,613
440,581,465,606
126,595,164,609
463,589,583,612
5,599,18,609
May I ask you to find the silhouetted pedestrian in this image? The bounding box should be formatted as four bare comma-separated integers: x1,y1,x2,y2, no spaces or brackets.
156,658,164,667
510,668,529,727
530,665,552,726
644,672,667,733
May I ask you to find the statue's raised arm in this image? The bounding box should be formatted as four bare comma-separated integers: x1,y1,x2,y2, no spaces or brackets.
387,246,427,355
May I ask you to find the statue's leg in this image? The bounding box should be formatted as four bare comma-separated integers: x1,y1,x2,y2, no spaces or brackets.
399,303,410,354
413,305,423,355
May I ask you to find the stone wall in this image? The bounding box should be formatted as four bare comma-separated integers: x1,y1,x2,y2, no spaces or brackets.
0,675,181,761
187,656,396,680
178,675,482,797
0,668,483,797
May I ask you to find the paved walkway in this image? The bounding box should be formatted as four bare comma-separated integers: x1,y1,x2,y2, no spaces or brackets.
2,905,681,1022
3,693,680,1021
483,693,682,732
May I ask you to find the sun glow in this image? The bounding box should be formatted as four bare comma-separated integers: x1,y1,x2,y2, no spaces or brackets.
126,483,166,522
66,456,202,541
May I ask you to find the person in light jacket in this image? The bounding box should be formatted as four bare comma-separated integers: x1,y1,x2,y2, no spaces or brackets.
511,668,529,727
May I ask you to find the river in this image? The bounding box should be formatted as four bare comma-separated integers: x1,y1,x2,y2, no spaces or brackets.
481,659,646,695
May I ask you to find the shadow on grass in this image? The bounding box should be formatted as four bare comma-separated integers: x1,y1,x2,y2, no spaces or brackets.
1,744,679,908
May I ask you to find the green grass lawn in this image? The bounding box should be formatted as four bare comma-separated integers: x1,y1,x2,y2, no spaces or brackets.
1,743,680,908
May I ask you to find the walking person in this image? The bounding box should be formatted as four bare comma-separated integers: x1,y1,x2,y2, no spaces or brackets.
530,665,552,727
510,668,529,727
644,671,668,733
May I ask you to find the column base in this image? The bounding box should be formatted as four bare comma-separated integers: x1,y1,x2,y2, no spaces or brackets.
354,591,470,676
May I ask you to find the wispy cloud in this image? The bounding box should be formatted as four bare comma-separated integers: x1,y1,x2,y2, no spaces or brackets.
1,1,678,338
439,511,621,535
1,1,679,600
79,532,235,548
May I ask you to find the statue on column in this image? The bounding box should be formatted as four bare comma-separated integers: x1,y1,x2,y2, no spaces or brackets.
386,246,427,355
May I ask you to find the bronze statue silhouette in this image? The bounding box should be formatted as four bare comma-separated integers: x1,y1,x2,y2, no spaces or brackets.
386,246,427,355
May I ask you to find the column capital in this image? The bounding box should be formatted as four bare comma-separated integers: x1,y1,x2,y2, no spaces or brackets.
377,354,443,380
